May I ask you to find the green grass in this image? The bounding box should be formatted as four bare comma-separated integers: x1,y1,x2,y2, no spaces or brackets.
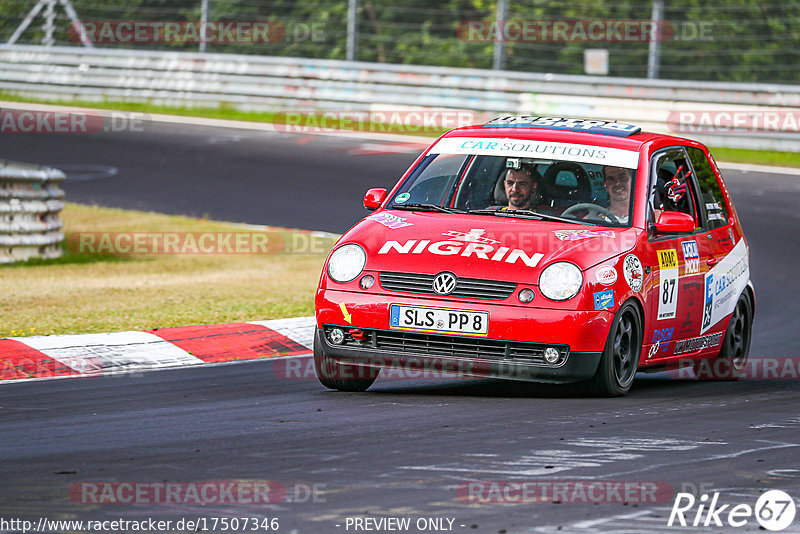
2,91,798,165
0,203,337,337
0,92,444,137
709,147,800,168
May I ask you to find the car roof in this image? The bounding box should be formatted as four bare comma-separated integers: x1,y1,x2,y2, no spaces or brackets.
442,116,691,151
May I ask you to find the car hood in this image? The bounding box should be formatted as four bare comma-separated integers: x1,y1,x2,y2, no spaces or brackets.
341,210,639,283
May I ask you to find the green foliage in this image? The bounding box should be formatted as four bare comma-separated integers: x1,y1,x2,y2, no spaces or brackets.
1,0,798,82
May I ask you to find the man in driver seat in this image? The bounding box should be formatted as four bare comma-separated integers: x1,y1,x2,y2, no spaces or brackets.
503,165,539,210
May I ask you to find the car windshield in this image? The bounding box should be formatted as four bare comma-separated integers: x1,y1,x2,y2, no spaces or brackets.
389,137,639,226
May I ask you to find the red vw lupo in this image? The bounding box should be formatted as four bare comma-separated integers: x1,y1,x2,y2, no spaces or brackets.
314,116,754,395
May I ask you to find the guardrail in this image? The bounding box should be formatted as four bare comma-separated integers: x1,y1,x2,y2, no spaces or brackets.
1,44,800,151
0,160,65,263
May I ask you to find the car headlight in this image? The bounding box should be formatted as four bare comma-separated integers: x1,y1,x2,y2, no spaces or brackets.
538,262,583,301
327,244,367,283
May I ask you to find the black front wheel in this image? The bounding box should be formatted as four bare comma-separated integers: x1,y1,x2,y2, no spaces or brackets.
313,329,379,392
588,302,642,396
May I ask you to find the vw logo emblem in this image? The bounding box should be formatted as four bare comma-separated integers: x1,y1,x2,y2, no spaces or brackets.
432,272,457,295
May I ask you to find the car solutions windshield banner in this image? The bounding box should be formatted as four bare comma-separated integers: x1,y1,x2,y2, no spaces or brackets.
428,137,640,169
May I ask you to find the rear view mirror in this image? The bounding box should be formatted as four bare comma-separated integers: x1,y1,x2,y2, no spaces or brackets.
363,188,387,211
654,211,695,234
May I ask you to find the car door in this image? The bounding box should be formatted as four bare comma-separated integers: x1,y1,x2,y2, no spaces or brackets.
686,146,745,344
643,148,710,360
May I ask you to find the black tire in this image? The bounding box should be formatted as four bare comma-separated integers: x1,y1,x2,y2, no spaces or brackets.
693,291,752,381
313,329,379,392
589,301,642,396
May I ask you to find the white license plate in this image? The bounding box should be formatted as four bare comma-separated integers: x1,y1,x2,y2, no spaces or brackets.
389,305,489,336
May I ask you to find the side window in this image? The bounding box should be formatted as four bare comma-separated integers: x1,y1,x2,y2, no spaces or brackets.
686,146,730,230
649,149,699,226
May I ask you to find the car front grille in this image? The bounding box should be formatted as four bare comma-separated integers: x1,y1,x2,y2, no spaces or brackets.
379,271,517,300
324,325,568,366
375,330,507,360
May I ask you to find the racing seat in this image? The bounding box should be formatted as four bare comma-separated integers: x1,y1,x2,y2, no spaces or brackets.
539,162,592,212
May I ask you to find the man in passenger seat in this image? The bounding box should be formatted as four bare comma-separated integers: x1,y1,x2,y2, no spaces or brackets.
603,166,633,223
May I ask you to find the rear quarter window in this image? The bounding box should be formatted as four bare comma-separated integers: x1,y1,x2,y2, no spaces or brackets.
687,147,729,230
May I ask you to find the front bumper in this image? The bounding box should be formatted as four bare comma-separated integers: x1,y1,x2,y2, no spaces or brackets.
317,288,614,351
317,325,602,384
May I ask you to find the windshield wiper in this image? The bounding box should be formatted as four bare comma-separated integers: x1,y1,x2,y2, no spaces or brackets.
391,203,464,214
468,209,590,225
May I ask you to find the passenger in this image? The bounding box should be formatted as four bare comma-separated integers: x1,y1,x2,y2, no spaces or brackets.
603,166,633,223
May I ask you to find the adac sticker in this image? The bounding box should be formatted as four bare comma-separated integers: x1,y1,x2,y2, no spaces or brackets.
623,254,643,293
595,265,618,286
394,192,411,204
657,249,679,320
593,290,614,310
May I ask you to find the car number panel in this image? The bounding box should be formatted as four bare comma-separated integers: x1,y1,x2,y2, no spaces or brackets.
389,305,489,336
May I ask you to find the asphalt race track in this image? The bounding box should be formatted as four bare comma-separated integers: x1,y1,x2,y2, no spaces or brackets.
2,120,800,533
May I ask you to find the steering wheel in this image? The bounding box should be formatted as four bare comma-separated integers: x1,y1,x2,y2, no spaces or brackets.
561,203,620,223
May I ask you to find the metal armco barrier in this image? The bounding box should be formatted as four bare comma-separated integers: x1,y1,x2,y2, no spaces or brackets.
0,160,65,263
1,44,800,150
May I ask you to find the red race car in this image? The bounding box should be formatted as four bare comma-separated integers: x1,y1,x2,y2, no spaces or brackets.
314,116,754,395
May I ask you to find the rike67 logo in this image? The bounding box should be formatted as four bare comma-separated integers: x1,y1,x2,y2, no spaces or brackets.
669,490,796,531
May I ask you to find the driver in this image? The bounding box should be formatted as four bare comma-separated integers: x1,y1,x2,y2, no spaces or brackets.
503,166,538,210
603,166,633,223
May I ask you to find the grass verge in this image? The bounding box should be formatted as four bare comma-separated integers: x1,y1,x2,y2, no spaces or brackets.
0,203,337,337
3,92,798,166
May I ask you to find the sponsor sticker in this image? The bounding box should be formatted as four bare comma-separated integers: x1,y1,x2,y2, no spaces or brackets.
482,116,641,137
553,229,616,241
700,239,749,334
593,290,615,310
367,212,413,229
442,228,500,245
681,240,699,275
673,332,723,355
657,249,679,320
623,254,643,292
428,136,640,169
595,265,618,286
377,239,543,268
651,327,674,356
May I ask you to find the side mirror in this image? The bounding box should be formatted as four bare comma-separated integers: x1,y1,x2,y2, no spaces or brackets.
363,188,387,211
654,211,695,234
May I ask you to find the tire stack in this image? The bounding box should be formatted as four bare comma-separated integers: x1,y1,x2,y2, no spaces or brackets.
0,160,65,263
